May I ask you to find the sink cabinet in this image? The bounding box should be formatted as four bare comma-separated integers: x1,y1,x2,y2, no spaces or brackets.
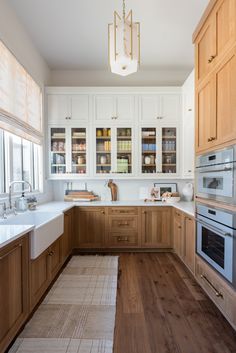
30,236,62,309
60,209,74,264
0,235,29,353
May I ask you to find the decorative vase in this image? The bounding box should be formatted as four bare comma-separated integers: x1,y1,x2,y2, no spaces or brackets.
182,183,194,202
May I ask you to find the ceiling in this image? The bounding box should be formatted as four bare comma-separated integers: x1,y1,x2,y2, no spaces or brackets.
8,0,209,73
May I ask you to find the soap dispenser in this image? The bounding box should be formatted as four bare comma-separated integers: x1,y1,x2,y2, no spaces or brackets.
16,192,28,212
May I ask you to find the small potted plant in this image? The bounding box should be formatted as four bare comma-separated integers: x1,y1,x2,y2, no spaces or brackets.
27,196,38,210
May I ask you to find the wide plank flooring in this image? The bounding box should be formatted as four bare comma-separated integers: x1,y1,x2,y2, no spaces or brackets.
113,253,236,353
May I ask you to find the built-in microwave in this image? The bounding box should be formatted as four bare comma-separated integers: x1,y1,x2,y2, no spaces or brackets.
196,203,236,288
195,146,236,205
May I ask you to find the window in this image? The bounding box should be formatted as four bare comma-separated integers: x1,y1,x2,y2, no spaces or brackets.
0,129,42,194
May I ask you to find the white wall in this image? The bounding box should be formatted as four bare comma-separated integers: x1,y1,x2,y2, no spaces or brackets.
0,0,53,203
50,68,192,87
52,179,194,202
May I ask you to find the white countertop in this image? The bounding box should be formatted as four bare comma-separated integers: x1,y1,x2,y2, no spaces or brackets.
0,225,34,249
37,200,195,217
0,200,195,249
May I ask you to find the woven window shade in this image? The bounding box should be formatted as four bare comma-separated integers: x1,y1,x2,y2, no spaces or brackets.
0,41,43,144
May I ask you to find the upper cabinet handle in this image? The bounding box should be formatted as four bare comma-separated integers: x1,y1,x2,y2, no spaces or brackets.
208,55,216,63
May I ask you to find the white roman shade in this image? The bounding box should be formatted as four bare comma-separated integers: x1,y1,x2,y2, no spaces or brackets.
0,41,43,144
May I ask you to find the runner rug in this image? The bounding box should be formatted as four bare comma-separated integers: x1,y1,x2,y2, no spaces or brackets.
10,255,118,353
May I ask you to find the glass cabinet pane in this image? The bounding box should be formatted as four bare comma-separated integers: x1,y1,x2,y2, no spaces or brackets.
116,128,132,174
71,128,87,174
96,128,111,174
141,128,157,174
50,127,66,174
162,127,176,174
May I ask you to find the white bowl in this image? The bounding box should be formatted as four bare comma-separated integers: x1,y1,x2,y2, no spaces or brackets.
166,197,181,204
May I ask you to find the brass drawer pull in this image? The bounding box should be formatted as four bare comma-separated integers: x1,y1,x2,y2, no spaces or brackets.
118,222,129,226
208,55,216,63
201,274,223,299
0,243,22,260
117,236,129,242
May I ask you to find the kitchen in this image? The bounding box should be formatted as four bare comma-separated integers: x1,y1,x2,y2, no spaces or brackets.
0,0,236,352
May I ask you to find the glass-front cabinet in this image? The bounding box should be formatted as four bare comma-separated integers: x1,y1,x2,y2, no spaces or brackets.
141,126,178,175
50,127,67,175
49,126,88,178
95,127,133,176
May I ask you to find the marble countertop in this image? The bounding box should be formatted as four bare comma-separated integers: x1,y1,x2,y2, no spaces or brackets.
0,225,34,249
37,200,195,217
0,200,195,249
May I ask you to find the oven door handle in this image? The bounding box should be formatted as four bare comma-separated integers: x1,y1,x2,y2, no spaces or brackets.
198,167,233,174
196,219,233,238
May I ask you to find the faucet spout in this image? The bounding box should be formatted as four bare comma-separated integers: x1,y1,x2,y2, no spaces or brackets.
9,180,33,210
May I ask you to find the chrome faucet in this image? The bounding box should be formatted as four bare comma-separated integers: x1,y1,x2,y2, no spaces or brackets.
9,181,32,210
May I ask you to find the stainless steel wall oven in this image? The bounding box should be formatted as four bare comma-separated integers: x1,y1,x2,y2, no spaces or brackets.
196,203,236,288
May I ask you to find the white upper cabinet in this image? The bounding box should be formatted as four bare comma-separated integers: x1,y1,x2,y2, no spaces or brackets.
140,94,180,123
182,71,195,178
48,94,89,124
48,95,70,123
94,95,135,123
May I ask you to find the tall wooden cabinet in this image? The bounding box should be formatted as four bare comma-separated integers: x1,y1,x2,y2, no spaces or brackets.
194,0,236,153
0,235,29,353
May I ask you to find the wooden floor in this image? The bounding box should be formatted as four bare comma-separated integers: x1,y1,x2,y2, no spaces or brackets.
113,253,236,353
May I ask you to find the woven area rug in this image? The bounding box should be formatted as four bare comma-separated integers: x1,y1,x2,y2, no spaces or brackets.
10,255,118,353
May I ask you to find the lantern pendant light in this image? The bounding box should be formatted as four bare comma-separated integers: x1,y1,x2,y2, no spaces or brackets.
108,0,140,76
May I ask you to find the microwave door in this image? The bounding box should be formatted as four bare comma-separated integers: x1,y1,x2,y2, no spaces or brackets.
197,219,233,282
197,168,233,198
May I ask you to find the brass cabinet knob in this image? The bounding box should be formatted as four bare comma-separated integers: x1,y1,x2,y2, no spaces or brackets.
101,211,105,214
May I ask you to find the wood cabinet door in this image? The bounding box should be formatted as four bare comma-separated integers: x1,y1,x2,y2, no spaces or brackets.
60,210,73,264
141,207,172,248
196,76,217,152
195,16,216,82
0,236,29,353
216,47,236,146
183,216,195,273
77,207,106,248
30,249,50,309
173,212,183,258
215,0,236,60
50,238,61,280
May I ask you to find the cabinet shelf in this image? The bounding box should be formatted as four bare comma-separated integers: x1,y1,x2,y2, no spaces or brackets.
162,151,176,153
51,164,66,166
162,136,176,139
73,164,86,167
142,164,156,167
51,136,66,140
162,164,176,166
72,136,86,139
117,151,132,154
117,136,132,140
96,136,111,140
97,164,111,167
96,151,111,153
142,151,157,154
142,136,156,139
72,151,86,153
51,151,66,154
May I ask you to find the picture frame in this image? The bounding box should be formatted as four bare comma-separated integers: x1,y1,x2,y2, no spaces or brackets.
153,183,177,198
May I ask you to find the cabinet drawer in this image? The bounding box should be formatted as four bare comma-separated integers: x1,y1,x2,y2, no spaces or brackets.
108,216,138,231
108,207,138,215
108,232,139,247
195,256,227,312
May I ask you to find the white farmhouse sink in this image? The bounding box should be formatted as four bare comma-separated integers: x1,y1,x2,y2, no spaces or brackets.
1,212,64,259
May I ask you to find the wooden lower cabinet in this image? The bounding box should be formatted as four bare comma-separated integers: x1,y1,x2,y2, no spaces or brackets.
0,235,29,353
30,237,61,310
141,207,172,248
173,209,195,273
60,209,74,264
75,207,106,248
196,255,236,330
